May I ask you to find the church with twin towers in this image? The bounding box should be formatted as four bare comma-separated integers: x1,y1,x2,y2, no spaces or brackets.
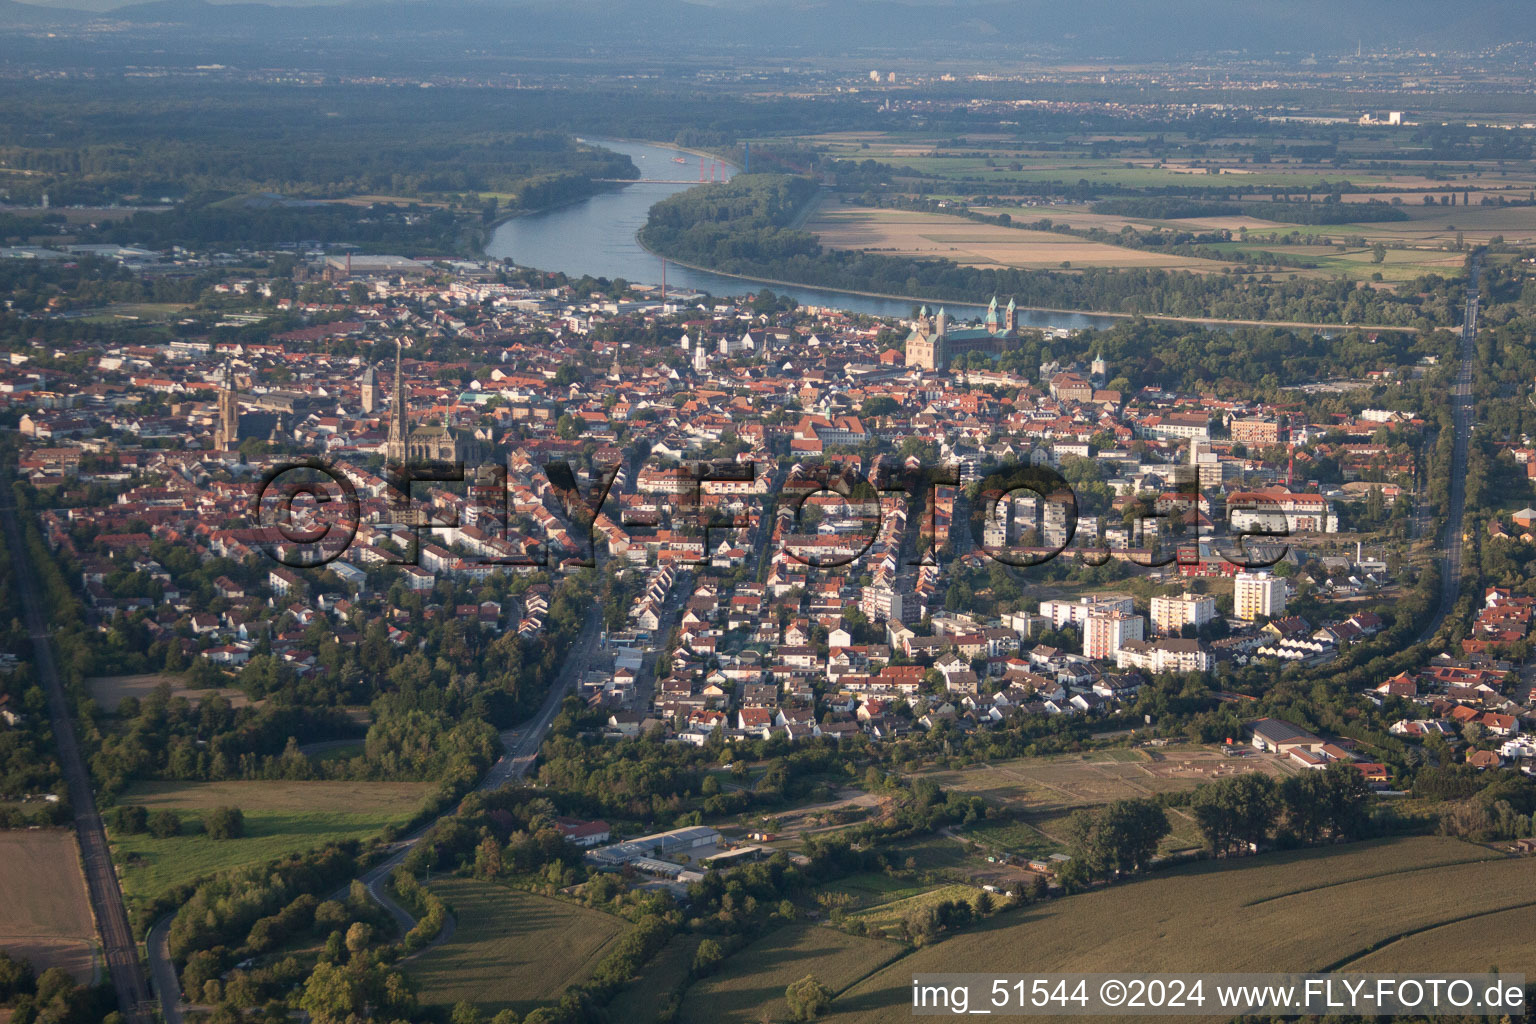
904,295,1022,372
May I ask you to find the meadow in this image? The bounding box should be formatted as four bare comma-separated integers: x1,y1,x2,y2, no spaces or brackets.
0,831,98,984
107,779,434,900
829,837,1526,1021
87,672,255,712
675,922,904,1024
409,879,629,1016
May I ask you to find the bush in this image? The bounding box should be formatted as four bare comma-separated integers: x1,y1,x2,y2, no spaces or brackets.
785,974,833,1021
206,806,245,841
108,805,148,834
148,809,182,838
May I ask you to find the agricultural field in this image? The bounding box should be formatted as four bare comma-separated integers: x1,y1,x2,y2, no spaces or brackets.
0,831,98,984
604,933,704,1024
106,779,433,901
409,879,629,1017
828,837,1523,1022
791,129,1536,285
86,673,256,713
929,748,1288,861
675,923,904,1024
925,747,1291,811
806,206,1232,272
798,130,1536,194
1347,903,1536,973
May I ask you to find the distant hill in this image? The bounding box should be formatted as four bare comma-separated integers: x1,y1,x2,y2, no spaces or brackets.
3,0,1534,58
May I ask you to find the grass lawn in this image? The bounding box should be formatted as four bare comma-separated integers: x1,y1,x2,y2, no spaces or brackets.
107,780,434,901
883,833,973,875
676,923,904,1024
830,837,1523,1021
409,878,629,1017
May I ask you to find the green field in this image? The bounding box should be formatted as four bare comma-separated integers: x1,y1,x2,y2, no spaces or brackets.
827,837,1524,1021
1348,903,1536,973
410,879,629,1016
818,872,938,911
107,780,434,901
604,933,704,1024
884,833,974,875
850,884,998,936
676,923,904,1024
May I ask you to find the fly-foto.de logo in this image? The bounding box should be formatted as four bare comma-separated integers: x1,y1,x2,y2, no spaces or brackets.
248,457,1292,573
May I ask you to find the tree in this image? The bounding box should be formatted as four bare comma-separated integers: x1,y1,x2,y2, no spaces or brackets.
345,922,373,958
692,938,724,977
148,809,182,838
451,1001,484,1024
1065,798,1170,880
298,962,364,1024
0,951,35,1002
205,806,245,840
785,975,834,1021
1192,772,1279,856
108,805,148,834
1280,763,1372,843
474,836,504,878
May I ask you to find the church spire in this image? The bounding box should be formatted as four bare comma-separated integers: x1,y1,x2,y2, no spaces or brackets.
386,339,408,463
215,360,239,451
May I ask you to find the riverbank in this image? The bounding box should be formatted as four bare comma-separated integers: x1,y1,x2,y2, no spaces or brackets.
634,236,1421,332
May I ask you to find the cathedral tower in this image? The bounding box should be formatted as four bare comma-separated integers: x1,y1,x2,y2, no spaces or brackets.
215,362,239,450
386,340,408,465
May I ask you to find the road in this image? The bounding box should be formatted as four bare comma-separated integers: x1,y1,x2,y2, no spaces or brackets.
0,504,155,1024
1417,254,1480,644
147,604,606,1022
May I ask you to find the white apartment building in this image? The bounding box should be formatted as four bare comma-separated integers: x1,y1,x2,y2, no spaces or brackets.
1234,571,1287,621
1039,594,1135,629
1084,610,1144,661
1115,638,1211,674
1150,593,1217,635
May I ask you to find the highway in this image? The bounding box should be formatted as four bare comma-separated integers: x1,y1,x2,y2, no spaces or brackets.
146,603,606,1023
1417,255,1480,644
0,504,155,1024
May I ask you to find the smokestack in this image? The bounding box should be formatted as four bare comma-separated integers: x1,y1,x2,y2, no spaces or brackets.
1357,540,1362,562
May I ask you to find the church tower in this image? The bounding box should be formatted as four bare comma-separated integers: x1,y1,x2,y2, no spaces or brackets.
1005,297,1017,334
386,340,408,465
360,364,379,414
984,296,999,334
215,362,239,450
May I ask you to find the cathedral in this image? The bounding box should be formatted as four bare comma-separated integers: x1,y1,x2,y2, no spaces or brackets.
384,341,490,466
904,296,1021,372
215,362,240,450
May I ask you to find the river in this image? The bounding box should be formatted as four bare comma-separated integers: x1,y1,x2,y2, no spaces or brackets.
485,138,1124,329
